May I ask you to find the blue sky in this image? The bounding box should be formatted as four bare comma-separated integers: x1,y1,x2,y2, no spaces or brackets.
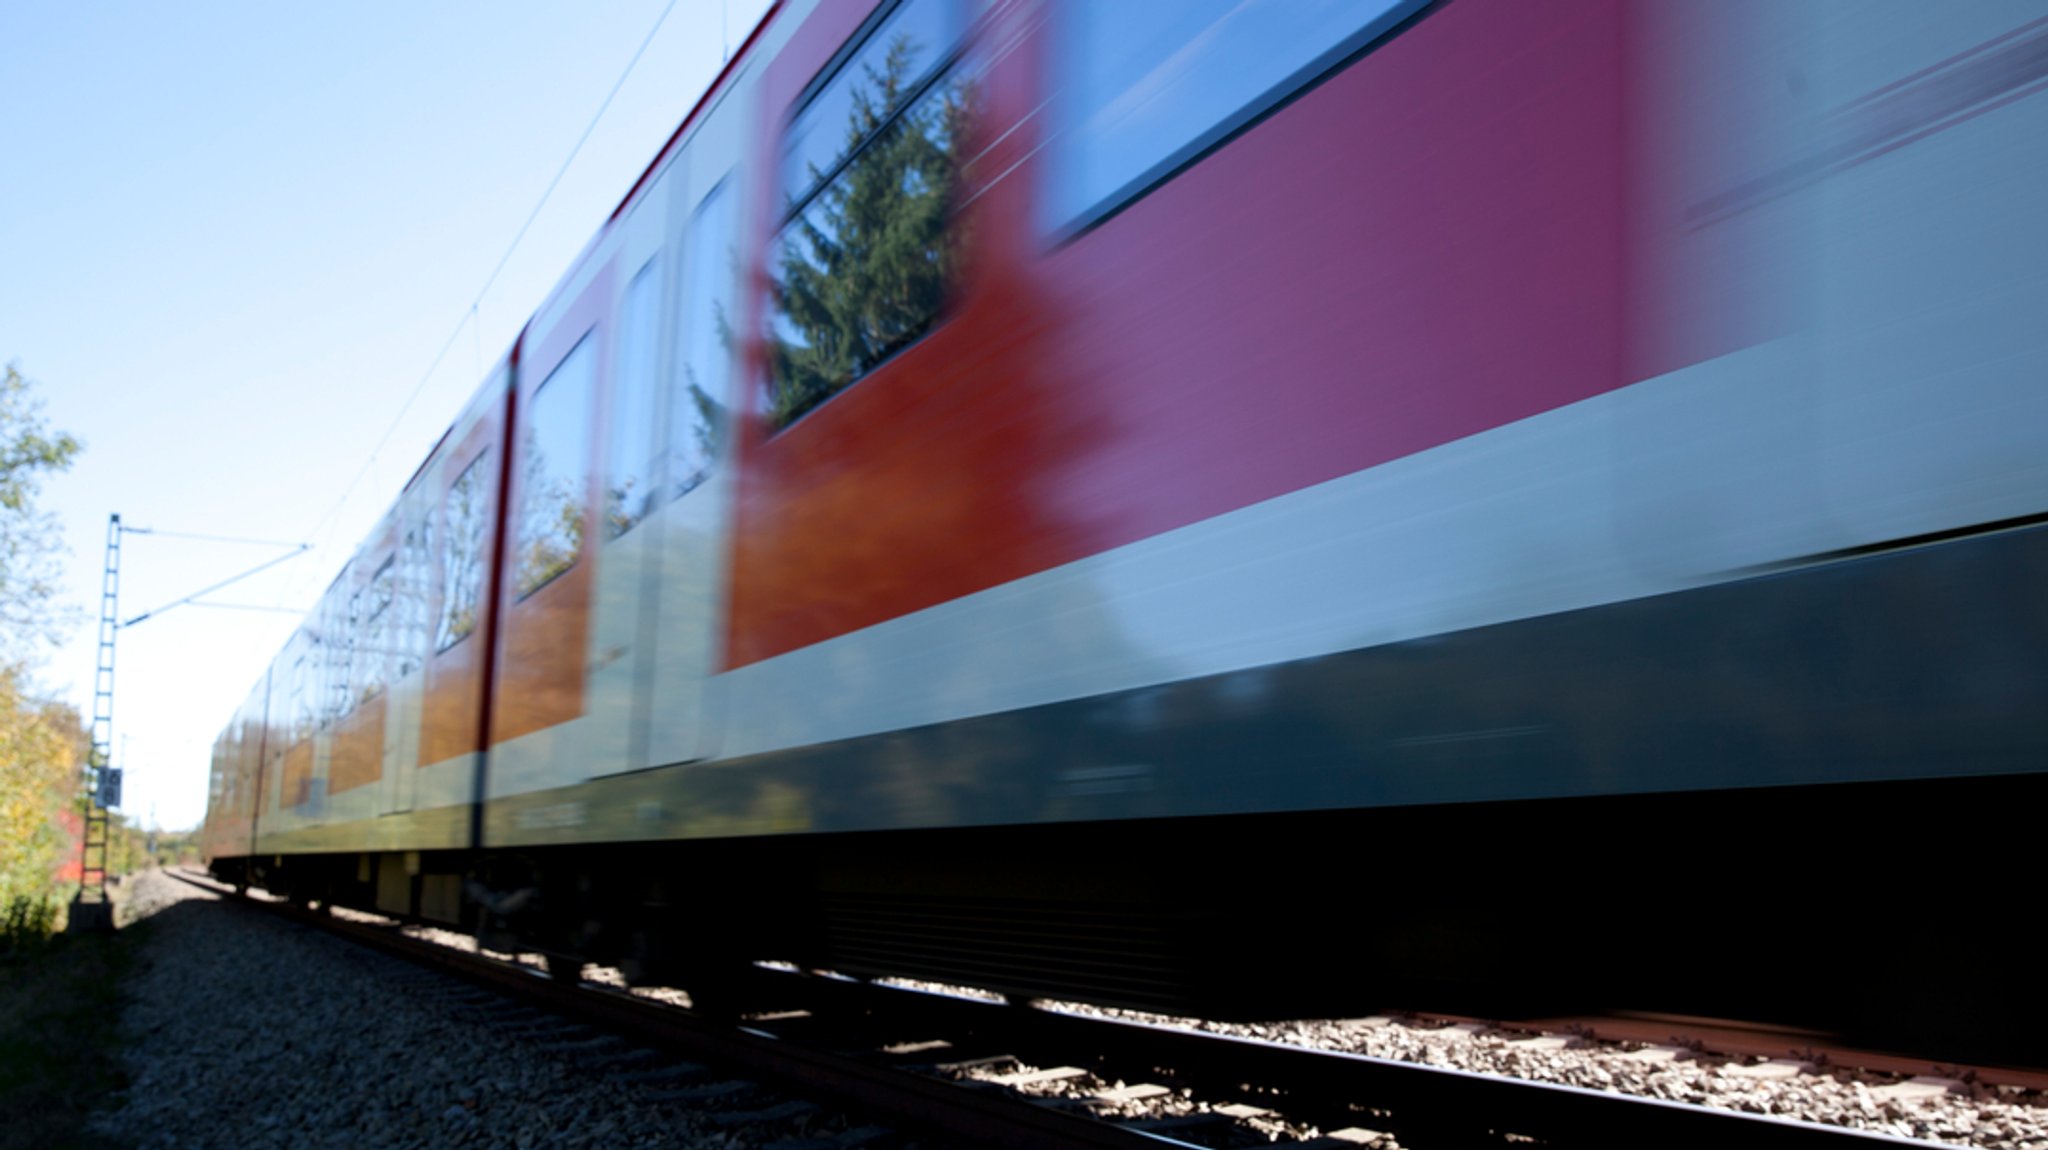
1,0,771,830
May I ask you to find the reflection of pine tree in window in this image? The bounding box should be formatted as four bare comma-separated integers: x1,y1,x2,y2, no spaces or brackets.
680,378,726,488
769,8,977,429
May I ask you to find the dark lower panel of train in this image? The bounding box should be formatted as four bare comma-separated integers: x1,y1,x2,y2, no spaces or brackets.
476,514,2047,846
217,770,2043,1069
214,517,2048,1066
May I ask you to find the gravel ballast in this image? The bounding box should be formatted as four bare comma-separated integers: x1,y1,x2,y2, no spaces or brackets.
93,871,887,1150
97,871,2048,1149
1030,1000,2048,1148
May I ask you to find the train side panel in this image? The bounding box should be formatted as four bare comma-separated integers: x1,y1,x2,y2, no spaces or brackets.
226,370,511,900
638,0,2047,829
479,41,761,845
199,672,267,865
203,0,2048,1057
214,0,2048,865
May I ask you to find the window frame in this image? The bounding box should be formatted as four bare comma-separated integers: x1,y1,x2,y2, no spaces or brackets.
435,451,490,654
605,256,665,543
359,554,395,701
334,589,359,720
1043,0,1433,241
396,521,431,679
765,0,973,433
672,175,737,498
514,332,597,601
781,0,967,223
290,652,311,743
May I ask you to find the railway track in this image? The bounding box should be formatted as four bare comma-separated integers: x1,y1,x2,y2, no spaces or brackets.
169,870,1955,1149
1400,1010,2048,1096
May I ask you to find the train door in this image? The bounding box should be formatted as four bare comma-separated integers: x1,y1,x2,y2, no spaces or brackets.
379,499,432,819
415,381,507,846
486,256,616,812
641,161,744,770
585,167,678,782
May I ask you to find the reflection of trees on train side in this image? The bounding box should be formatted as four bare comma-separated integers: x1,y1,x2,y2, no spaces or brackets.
604,262,665,543
677,379,725,490
600,194,738,539
517,449,583,598
608,181,743,786
768,33,978,428
396,522,432,678
517,340,596,599
675,179,738,498
357,557,394,704
602,480,640,543
320,596,350,725
626,351,726,512
701,12,1198,833
438,454,490,647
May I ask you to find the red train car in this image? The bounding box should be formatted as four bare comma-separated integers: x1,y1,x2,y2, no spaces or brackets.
205,0,2048,1063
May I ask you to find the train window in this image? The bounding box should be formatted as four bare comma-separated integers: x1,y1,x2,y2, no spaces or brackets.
781,0,959,206
605,258,663,541
360,556,394,701
437,453,489,652
329,591,356,721
308,636,326,731
516,336,595,598
673,178,736,495
766,0,976,430
1043,0,1424,234
290,653,311,743
396,522,430,679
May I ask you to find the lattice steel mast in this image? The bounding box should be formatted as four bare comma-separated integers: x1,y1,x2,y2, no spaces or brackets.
74,514,122,928
71,517,309,928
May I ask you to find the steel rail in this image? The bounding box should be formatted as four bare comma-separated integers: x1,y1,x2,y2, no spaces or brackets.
783,975,1958,1150
168,870,1189,1149
172,871,1959,1150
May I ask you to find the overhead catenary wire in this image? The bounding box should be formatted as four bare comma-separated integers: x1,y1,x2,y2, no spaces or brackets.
125,544,312,629
121,526,310,549
292,0,686,591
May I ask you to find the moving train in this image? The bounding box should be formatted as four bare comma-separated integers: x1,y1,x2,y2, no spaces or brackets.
203,0,2048,1063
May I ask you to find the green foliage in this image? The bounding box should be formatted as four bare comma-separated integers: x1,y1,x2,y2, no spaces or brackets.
768,36,975,428
0,364,88,914
102,811,151,878
0,668,87,911
0,363,82,660
0,895,57,955
150,828,203,868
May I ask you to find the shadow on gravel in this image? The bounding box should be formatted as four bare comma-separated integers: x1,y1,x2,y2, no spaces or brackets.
0,920,141,1150
0,879,253,1150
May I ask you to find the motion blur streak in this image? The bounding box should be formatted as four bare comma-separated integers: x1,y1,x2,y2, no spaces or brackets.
204,0,2048,1066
